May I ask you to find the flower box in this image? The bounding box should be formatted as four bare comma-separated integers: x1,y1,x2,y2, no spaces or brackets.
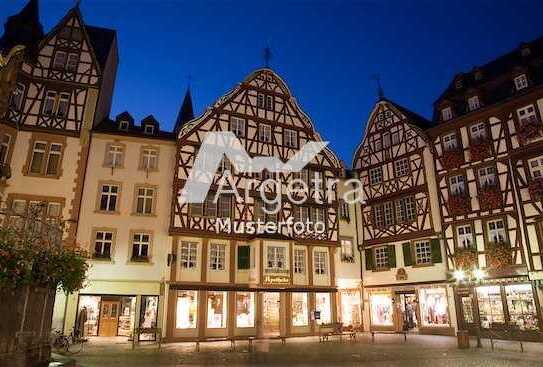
441,149,464,170
454,247,478,270
469,138,492,162
485,242,512,270
528,178,543,201
518,116,542,143
448,194,471,216
478,185,502,211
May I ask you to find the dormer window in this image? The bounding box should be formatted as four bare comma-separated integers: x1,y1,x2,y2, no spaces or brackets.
441,107,453,121
514,74,528,91
144,125,155,135
118,120,129,131
455,79,463,89
467,95,480,111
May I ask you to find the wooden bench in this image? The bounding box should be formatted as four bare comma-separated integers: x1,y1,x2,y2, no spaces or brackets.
370,330,407,343
131,327,162,350
487,326,524,352
195,335,284,352
318,323,357,342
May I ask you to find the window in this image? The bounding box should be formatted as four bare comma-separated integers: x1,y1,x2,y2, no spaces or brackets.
176,291,198,329
284,129,297,148
236,292,255,328
383,201,394,226
9,83,24,110
456,225,474,248
66,53,79,72
292,293,309,326
414,241,432,265
470,122,486,140
341,239,354,263
189,203,203,216
0,134,11,164
395,196,416,223
442,132,458,151
93,230,113,259
255,199,277,223
294,248,305,274
369,293,393,326
476,286,505,328
467,95,480,111
259,124,272,142
105,144,124,168
135,187,155,215
119,120,129,131
43,91,56,115
478,166,496,187
237,245,251,270
131,232,150,261
141,148,158,171
315,293,332,324
373,205,384,227
391,131,400,145
144,124,155,135
314,250,327,275
180,242,197,269
257,93,265,108
505,284,539,331
217,195,231,218
394,158,410,177
311,207,325,226
487,219,506,243
419,287,450,326
339,200,350,221
517,104,538,125
528,156,543,178
266,95,274,110
209,243,226,270
449,175,466,195
29,141,46,174
374,247,389,269
45,143,62,175
369,167,382,185
514,74,528,91
267,246,285,269
207,291,227,328
99,184,119,212
52,51,67,69
57,93,69,118
441,107,453,121
231,117,245,137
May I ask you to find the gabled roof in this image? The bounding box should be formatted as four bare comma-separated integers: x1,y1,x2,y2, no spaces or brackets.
94,117,175,141
0,0,44,56
85,25,116,70
174,88,194,133
380,97,434,130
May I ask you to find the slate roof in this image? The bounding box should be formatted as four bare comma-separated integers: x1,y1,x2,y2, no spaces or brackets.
381,97,434,130
85,25,116,70
174,89,195,134
94,118,175,141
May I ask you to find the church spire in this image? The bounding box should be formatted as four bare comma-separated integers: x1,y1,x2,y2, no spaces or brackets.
174,87,194,134
0,0,44,55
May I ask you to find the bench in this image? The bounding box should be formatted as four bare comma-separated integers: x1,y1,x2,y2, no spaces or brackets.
487,326,524,352
370,330,407,343
318,323,357,342
131,327,162,350
195,335,285,352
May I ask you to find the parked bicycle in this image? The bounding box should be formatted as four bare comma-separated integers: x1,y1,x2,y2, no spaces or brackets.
51,329,87,354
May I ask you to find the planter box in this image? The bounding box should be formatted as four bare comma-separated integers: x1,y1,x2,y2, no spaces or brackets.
448,194,471,216
485,242,512,270
441,149,464,170
469,139,492,161
454,248,478,270
478,186,502,211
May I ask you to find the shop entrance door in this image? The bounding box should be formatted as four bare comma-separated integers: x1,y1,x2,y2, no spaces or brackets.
262,292,280,336
99,300,120,336
397,292,418,332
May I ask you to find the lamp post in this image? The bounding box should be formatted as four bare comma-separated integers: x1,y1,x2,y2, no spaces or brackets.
453,268,486,348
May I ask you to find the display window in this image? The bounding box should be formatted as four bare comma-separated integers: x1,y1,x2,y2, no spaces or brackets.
77,295,101,336
505,284,539,331
461,295,474,324
207,291,227,328
292,292,309,326
419,287,449,326
176,290,198,329
315,293,331,324
476,286,505,328
117,297,136,336
139,296,159,341
369,293,393,326
236,292,255,328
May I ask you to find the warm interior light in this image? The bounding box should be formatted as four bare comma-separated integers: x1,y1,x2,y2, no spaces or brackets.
453,270,466,282
473,268,486,281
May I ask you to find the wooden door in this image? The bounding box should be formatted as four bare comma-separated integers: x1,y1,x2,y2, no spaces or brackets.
98,301,120,336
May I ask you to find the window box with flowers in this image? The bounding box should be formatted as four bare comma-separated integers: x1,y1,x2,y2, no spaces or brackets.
441,148,464,170
448,194,471,216
469,138,492,162
517,116,542,143
528,178,543,201
485,241,512,270
478,185,502,211
454,247,478,270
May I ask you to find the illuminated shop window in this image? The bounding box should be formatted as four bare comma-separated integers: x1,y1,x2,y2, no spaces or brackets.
291,292,309,326
315,293,331,325
236,292,255,328
207,291,227,328
505,284,539,331
419,287,450,326
340,290,362,327
369,293,393,326
476,286,505,328
77,295,101,336
139,296,159,341
176,290,197,329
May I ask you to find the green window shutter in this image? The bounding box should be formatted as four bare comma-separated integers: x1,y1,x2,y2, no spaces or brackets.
403,242,413,266
388,245,396,268
431,239,443,263
365,249,374,271
237,245,250,270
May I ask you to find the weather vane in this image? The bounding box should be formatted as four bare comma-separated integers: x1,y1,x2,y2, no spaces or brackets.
264,46,272,68
371,74,384,99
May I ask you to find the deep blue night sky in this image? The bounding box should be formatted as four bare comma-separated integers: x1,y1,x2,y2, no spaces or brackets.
2,1,543,165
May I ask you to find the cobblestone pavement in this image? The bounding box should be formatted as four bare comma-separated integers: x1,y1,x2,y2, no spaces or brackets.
63,334,543,366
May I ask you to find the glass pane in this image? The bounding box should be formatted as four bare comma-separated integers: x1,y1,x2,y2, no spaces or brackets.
419,287,449,326
315,293,331,324
139,296,159,341
207,291,227,328
291,292,308,326
476,286,505,328
505,284,539,330
236,292,255,328
370,293,393,326
176,291,198,329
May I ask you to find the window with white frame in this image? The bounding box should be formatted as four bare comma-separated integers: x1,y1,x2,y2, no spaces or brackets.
384,201,394,226
449,174,466,195
468,95,480,111
369,167,383,185
442,132,458,151
105,144,123,168
131,232,150,260
470,122,487,140
43,91,56,115
373,205,384,227
66,53,79,72
441,107,453,121
414,241,432,265
395,196,416,223
266,95,274,110
180,242,197,269
395,157,410,177
374,246,389,269
259,124,271,142
0,134,11,164
135,187,155,214
478,166,497,187
144,124,155,135
118,120,129,130
45,143,62,175
209,243,226,270
93,230,113,259
284,129,297,148
9,83,24,110
267,246,285,269
487,219,506,243
528,156,543,178
314,251,327,275
456,225,474,248
52,51,67,69
514,74,529,91
57,93,70,118
231,117,245,137
141,148,158,170
341,239,354,263
294,248,305,274
517,105,538,125
29,141,46,174
99,184,119,212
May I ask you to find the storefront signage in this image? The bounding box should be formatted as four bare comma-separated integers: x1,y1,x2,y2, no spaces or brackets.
528,271,543,281
264,275,290,284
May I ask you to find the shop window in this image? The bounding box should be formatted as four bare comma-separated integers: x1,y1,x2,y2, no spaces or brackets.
77,295,101,336
419,287,450,326
237,245,251,270
117,297,136,336
314,250,328,275
315,293,332,325
369,293,393,326
209,243,226,270
180,241,197,269
236,292,255,328
207,291,227,328
340,239,354,263
476,285,505,328
294,248,305,274
505,284,539,330
176,291,197,329
291,293,309,326
461,295,474,324
340,290,362,327
139,296,159,341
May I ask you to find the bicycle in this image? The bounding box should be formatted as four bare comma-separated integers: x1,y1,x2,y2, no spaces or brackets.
51,329,86,354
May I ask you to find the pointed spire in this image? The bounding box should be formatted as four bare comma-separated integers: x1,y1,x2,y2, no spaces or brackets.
371,74,385,100
0,0,44,55
174,87,194,133
263,46,272,68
